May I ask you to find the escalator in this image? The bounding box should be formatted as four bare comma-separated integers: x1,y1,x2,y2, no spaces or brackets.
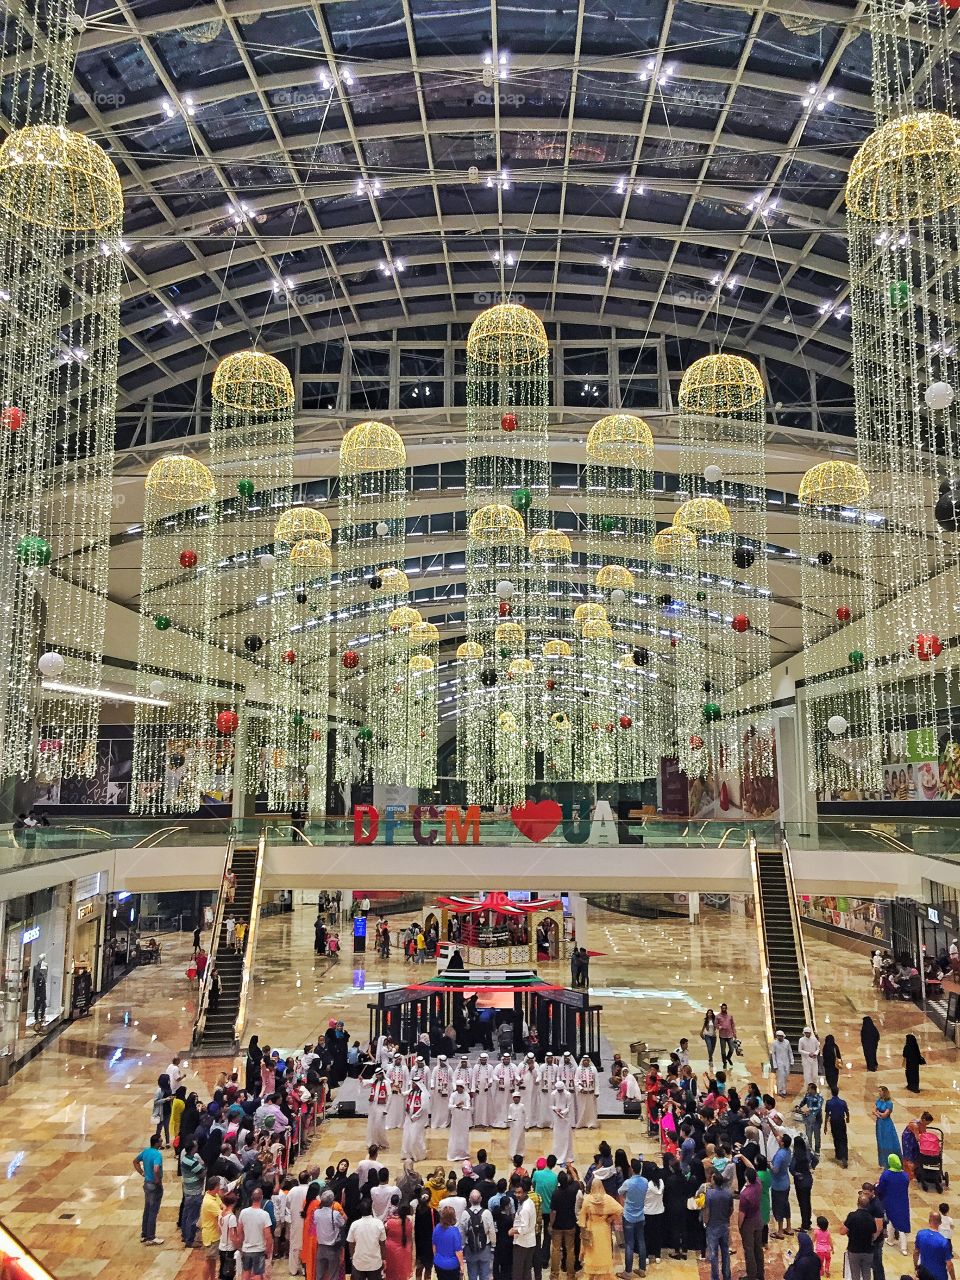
193,832,265,1055
751,835,816,1052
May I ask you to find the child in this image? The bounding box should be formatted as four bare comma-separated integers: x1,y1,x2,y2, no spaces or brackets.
813,1215,833,1275
940,1204,954,1239
676,1038,690,1068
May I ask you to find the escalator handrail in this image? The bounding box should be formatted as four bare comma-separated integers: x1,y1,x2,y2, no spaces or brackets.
748,831,777,1052
780,833,817,1033
193,832,237,1046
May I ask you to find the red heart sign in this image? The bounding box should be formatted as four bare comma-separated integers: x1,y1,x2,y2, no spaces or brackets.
510,799,563,843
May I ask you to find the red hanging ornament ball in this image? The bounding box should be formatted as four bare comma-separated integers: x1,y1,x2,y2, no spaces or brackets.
216,709,239,734
546,678,556,691
179,548,198,569
731,613,750,633
310,729,323,741
2,407,24,431
498,600,512,617
341,649,359,669
689,734,704,750
619,714,632,729
912,632,942,662
591,721,599,731
836,605,852,623
605,722,615,733
670,636,678,648
500,412,517,433
282,649,297,665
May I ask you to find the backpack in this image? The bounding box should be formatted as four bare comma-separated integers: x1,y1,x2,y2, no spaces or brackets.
465,1205,487,1253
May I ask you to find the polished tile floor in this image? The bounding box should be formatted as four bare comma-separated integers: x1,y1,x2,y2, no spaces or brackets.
0,901,954,1280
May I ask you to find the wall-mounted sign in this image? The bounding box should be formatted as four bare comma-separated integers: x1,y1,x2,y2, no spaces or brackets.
77,901,97,923
21,926,40,945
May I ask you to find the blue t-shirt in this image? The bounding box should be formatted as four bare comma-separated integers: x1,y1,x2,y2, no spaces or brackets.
825,1096,849,1125
770,1148,791,1191
532,1168,558,1213
621,1174,649,1222
433,1223,463,1269
916,1229,953,1280
138,1146,163,1188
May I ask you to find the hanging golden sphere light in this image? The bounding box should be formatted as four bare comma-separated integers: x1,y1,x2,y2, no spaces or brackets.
498,710,519,734
212,350,295,412
373,567,410,595
797,460,871,508
508,657,535,676
145,454,216,504
388,605,422,631
0,125,123,231
466,303,549,366
409,654,435,673
529,529,572,558
543,639,572,657
289,539,333,571
846,111,960,222
457,641,485,660
274,508,332,545
581,618,614,640
495,622,525,650
468,503,527,546
596,564,635,591
678,354,764,415
339,419,406,472
652,526,697,560
674,496,733,535
408,621,440,648
585,413,654,467
573,603,607,626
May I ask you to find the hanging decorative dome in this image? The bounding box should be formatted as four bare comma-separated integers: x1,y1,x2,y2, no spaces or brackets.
212,350,295,412
846,112,960,222
388,605,422,630
408,621,440,648
466,303,549,366
798,460,871,507
179,17,224,42
0,125,123,231
529,529,572,557
495,622,525,649
373,567,410,594
145,454,216,504
596,564,635,591
409,654,435,673
678,354,764,415
543,639,572,657
468,503,527,545
778,12,823,35
573,603,607,625
339,420,406,472
581,618,614,640
274,508,332,545
674,496,733,535
508,658,535,676
457,641,484,659
289,539,332,571
585,414,654,467
652,526,697,560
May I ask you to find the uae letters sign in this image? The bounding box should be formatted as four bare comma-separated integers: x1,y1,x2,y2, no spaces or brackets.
352,799,620,846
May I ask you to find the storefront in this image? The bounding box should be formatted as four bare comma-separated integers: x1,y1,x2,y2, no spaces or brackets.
71,872,105,1017
103,891,140,979
0,885,71,1077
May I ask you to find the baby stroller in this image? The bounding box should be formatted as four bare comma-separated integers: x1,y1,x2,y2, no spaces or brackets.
917,1127,948,1193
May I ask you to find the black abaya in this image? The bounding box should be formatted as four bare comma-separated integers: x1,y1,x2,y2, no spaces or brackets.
861,1017,880,1071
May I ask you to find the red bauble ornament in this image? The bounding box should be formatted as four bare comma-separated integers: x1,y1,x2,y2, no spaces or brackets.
216,709,239,734
689,734,704,750
498,600,512,617
282,649,297,665
591,721,599,731
179,549,198,569
605,722,615,733
670,637,678,648
501,412,517,433
546,678,556,691
341,649,359,669
836,605,852,623
731,613,750,633
2,407,24,431
619,714,632,729
310,729,323,741
912,632,943,662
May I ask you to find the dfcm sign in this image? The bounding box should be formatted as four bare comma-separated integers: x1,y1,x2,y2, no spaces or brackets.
352,799,620,847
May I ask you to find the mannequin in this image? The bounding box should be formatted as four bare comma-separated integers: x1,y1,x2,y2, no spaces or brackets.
33,954,48,1029
73,963,92,1016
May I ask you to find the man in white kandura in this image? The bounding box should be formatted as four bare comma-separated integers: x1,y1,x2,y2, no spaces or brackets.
402,1077,431,1162
386,1054,409,1130
429,1055,452,1129
471,1052,494,1128
574,1054,600,1128
490,1053,515,1128
507,1090,527,1160
447,1080,473,1161
367,1067,392,1150
550,1080,574,1164
534,1053,557,1128
770,1029,794,1097
517,1053,538,1122
797,1026,821,1088
453,1054,473,1091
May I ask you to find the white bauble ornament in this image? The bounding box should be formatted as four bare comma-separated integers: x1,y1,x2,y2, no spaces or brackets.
258,552,276,569
925,381,955,411
376,520,390,536
496,580,515,599
610,588,626,604
704,464,723,484
37,651,64,678
149,679,165,697
827,714,848,736
305,763,317,777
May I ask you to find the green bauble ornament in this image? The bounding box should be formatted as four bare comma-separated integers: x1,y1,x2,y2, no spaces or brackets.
849,649,865,669
154,614,171,631
237,478,255,499
889,280,909,309
292,712,305,727
357,725,373,742
511,487,532,512
702,701,722,723
499,647,510,659
16,534,51,567
600,515,616,533
696,590,707,602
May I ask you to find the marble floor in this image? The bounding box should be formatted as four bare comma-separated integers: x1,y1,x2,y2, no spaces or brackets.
0,899,954,1280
